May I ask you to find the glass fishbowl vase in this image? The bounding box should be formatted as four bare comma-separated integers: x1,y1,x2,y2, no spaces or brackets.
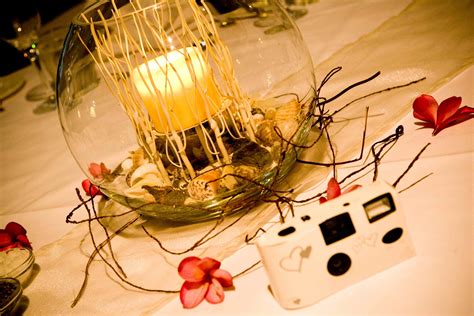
57,0,316,223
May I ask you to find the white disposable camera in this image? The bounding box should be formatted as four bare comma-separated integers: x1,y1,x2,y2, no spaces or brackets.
256,180,415,309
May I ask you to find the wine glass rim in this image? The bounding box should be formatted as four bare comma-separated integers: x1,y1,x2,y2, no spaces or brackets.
73,0,185,26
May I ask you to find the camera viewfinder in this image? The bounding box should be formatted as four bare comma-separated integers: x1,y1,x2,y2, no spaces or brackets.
363,193,395,223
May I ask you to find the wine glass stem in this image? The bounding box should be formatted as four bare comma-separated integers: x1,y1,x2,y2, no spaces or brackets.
24,46,55,97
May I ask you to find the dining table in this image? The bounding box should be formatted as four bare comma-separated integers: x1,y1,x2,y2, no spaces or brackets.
0,0,472,315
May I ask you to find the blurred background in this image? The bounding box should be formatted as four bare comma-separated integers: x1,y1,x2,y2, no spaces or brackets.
0,0,84,76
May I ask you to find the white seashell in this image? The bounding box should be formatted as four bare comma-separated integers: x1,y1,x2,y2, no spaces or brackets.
121,158,133,171
220,165,238,190
124,187,156,203
252,113,265,122
130,163,162,186
256,120,277,146
187,169,221,201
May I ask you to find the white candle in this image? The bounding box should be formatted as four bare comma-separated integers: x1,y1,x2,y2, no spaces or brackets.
132,47,220,133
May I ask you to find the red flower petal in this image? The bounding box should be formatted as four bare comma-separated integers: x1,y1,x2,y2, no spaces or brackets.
436,96,462,128
178,256,206,282
319,197,327,204
5,222,27,237
180,281,209,309
205,278,225,304
197,257,221,274
210,269,233,288
326,178,341,200
413,94,438,124
0,230,13,248
434,106,474,135
81,179,101,197
16,235,32,249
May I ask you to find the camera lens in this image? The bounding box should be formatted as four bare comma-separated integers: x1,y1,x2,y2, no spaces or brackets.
327,253,351,276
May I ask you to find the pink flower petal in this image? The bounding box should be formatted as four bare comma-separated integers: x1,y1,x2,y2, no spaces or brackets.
326,178,341,200
210,269,233,288
197,257,221,274
413,94,438,124
205,278,225,304
88,163,103,178
436,96,462,128
180,281,209,309
178,256,206,282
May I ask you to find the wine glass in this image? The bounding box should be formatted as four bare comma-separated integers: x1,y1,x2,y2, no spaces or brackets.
0,3,57,113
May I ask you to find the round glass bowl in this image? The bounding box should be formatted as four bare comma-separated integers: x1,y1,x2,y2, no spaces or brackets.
0,248,35,286
0,278,22,315
57,0,316,222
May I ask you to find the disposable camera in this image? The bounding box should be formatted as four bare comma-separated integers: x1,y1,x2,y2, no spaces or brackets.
256,180,415,309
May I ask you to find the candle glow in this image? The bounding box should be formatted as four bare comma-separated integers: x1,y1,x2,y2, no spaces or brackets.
132,47,221,133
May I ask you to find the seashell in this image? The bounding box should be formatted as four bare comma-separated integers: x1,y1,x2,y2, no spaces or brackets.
234,164,259,183
124,186,156,203
130,163,164,186
187,169,222,201
256,120,278,146
220,165,238,190
121,158,133,171
274,99,300,122
252,113,265,122
131,147,147,168
264,107,276,120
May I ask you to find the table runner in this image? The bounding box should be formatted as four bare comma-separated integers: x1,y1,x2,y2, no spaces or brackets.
23,0,473,314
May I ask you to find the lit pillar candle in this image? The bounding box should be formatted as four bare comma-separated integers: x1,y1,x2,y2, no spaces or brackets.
132,47,220,133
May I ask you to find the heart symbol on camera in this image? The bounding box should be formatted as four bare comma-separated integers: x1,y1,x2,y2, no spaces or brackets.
280,245,312,272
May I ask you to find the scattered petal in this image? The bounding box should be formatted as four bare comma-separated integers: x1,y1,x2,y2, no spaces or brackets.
436,96,462,127
413,94,438,124
326,178,341,200
205,278,225,304
197,257,221,273
180,281,209,309
434,106,474,135
177,256,233,309
178,256,205,282
210,269,233,288
320,178,361,204
413,94,473,135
